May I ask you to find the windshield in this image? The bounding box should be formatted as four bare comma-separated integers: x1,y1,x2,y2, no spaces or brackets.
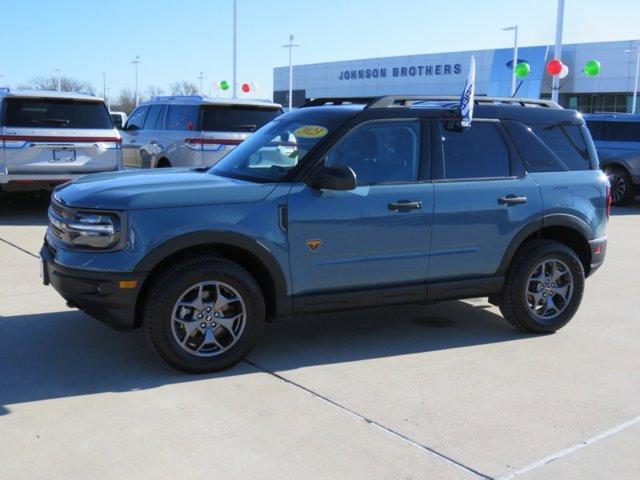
210,114,342,183
201,105,281,132
3,98,113,129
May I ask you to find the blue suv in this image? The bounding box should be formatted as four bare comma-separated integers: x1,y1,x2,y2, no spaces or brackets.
41,96,610,373
584,113,640,205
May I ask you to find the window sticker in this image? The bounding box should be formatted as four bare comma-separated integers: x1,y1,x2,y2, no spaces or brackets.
293,125,328,138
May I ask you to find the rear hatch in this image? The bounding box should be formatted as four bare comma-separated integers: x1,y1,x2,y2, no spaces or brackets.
1,96,120,175
197,104,281,166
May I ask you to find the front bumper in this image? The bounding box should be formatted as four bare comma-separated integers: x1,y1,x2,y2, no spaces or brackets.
40,241,145,331
588,236,607,277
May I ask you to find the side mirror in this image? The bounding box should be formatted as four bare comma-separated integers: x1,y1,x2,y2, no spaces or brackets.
312,165,357,191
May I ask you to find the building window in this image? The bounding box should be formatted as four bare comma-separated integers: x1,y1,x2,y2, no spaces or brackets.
566,93,634,114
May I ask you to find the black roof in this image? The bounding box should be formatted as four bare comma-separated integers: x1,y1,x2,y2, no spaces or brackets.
300,96,583,125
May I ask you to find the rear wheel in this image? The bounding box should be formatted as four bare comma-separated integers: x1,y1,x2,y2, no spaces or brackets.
156,158,172,168
604,166,635,206
144,256,265,373
500,240,585,333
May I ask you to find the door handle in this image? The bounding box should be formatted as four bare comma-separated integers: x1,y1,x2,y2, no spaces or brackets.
388,200,422,211
499,195,527,205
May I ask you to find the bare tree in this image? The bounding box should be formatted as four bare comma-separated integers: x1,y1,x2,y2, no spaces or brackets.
144,85,165,100
112,88,137,114
26,75,94,94
170,81,198,96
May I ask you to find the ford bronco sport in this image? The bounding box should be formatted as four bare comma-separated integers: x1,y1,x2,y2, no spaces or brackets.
41,96,609,373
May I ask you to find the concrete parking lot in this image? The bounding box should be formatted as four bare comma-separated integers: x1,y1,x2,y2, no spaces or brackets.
1,196,639,480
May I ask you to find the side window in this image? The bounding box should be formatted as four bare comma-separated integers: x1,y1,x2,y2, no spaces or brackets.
326,121,421,185
530,125,590,171
143,105,163,130
440,121,510,180
605,121,640,142
126,106,148,131
166,105,199,131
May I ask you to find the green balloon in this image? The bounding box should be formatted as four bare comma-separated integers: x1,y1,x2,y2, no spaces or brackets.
584,60,601,77
515,62,531,78
220,80,230,90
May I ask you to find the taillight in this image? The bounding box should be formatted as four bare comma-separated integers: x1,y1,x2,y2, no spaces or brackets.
605,186,611,219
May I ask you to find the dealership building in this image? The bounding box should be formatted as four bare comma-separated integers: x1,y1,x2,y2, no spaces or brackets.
273,39,640,113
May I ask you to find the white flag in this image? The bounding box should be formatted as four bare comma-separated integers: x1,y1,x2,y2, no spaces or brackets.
459,55,476,127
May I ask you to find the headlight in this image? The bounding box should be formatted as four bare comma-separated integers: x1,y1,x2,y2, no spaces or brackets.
67,212,121,249
49,205,121,249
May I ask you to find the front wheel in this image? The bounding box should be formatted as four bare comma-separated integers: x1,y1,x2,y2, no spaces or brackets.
500,240,585,333
144,256,265,373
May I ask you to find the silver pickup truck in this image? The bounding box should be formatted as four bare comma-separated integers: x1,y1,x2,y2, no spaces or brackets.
0,89,121,193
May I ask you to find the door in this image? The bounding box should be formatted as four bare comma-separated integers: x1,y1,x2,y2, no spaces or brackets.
121,106,148,168
137,104,165,168
164,104,201,167
429,119,543,281
287,119,434,296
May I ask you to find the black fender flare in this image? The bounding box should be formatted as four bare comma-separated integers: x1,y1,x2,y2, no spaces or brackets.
134,230,288,300
496,214,593,275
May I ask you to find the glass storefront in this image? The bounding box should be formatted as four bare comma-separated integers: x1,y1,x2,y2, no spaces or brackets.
566,93,637,114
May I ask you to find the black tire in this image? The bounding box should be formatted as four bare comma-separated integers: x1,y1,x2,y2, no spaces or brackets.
499,240,585,333
156,158,171,168
144,256,265,373
604,165,635,206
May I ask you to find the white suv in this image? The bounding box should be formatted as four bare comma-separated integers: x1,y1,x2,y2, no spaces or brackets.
121,96,282,169
0,89,121,193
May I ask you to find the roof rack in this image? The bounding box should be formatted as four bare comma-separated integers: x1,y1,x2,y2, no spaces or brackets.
301,97,375,108
365,96,562,109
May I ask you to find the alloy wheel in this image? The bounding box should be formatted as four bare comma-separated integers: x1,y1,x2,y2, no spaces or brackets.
525,259,574,322
171,281,246,357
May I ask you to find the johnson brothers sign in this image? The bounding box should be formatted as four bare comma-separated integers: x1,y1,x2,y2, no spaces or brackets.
338,63,463,80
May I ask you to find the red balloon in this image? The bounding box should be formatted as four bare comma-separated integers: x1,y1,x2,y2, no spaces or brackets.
546,59,563,76
241,83,250,93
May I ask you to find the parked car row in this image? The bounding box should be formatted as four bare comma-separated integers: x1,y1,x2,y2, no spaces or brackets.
0,89,281,194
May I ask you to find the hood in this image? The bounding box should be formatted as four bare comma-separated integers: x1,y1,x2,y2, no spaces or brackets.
55,169,277,210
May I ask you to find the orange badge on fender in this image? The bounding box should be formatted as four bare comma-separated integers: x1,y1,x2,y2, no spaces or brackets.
306,239,322,252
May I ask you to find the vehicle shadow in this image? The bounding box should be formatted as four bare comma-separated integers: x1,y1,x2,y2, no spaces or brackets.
0,194,50,226
0,300,532,415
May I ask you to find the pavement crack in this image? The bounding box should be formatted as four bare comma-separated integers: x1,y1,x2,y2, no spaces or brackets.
244,359,493,480
0,237,38,258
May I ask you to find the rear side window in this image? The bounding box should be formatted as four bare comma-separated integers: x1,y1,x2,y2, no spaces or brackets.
143,105,163,130
530,125,591,171
503,121,593,172
201,106,281,132
166,105,198,131
587,120,640,142
440,121,511,180
2,98,112,129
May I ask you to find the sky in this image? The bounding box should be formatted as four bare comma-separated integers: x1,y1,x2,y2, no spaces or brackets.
0,0,638,102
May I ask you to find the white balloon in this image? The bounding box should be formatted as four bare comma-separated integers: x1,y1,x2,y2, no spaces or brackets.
212,82,221,92
251,81,260,91
559,64,569,79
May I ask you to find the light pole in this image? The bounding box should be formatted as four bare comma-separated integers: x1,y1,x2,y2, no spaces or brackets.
232,0,237,98
551,0,565,104
625,45,640,114
282,34,300,110
198,71,205,96
54,69,61,91
132,55,141,106
502,26,518,96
